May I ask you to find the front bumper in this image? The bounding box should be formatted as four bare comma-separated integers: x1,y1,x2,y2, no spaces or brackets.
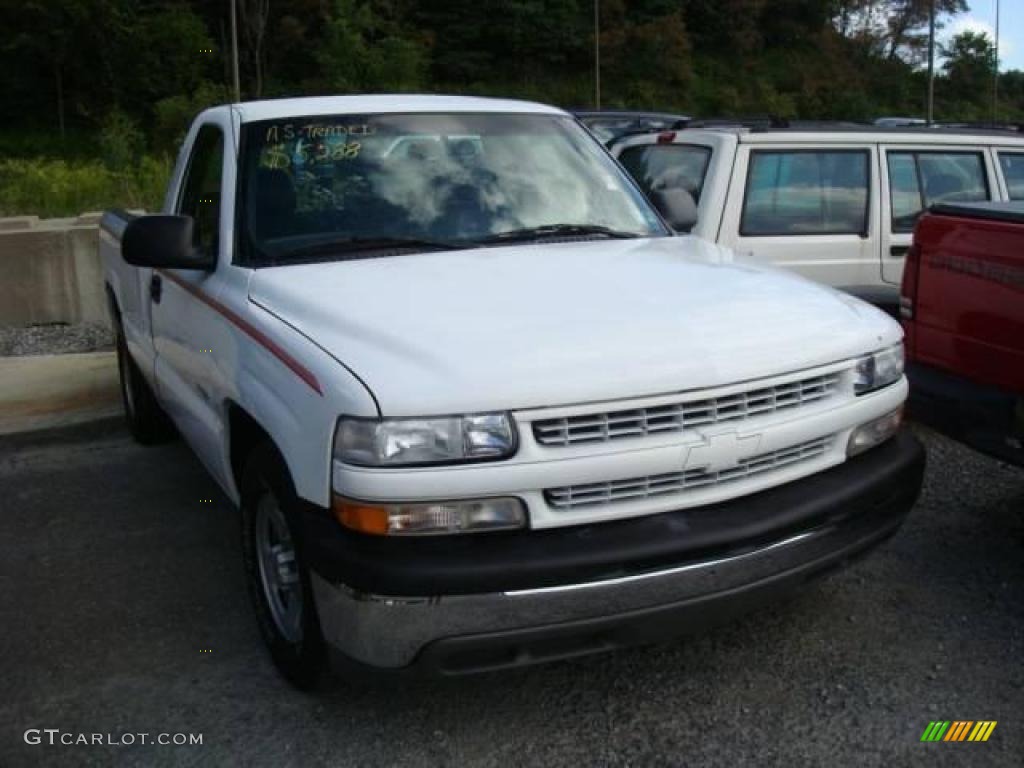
306,430,925,674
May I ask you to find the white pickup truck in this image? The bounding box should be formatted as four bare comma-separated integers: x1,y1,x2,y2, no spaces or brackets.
612,126,1024,309
101,95,924,688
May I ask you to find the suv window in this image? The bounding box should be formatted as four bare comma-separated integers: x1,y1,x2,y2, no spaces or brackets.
999,152,1024,200
178,125,224,258
740,150,869,236
887,151,988,233
618,144,712,203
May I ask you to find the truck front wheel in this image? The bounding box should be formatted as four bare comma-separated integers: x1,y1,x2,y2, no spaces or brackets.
241,442,329,690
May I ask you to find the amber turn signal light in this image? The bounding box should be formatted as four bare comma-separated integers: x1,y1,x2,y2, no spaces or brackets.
332,497,390,535
332,494,526,536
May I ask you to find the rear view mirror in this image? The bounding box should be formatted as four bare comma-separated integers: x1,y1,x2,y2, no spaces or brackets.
122,215,214,270
650,187,698,233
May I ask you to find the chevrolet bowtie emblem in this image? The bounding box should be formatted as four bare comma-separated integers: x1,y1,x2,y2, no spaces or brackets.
683,431,762,473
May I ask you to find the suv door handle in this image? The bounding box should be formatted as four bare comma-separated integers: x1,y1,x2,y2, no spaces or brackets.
150,273,162,303
889,245,909,257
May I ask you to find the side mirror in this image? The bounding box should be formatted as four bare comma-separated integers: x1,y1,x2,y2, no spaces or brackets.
650,187,698,233
122,215,214,270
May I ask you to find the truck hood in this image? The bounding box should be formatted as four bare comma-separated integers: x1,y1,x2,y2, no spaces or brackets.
249,237,900,415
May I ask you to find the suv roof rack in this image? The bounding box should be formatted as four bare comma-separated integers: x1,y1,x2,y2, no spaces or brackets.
681,116,872,130
743,124,1024,136
683,116,779,129
933,120,1024,133
681,121,1023,137
608,117,1024,145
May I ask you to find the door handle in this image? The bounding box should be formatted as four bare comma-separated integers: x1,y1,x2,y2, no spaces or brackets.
889,245,909,257
150,273,162,303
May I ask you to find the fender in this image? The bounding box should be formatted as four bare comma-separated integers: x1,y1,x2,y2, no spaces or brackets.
226,345,375,507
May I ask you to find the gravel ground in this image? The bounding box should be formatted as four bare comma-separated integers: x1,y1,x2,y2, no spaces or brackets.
0,323,114,357
0,422,1020,767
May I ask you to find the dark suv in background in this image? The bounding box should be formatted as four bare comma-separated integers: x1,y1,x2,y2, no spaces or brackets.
574,109,690,145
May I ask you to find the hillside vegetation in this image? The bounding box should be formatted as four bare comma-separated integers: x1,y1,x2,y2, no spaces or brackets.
2,0,1020,217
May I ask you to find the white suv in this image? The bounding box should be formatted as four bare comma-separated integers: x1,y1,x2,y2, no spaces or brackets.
612,126,1024,308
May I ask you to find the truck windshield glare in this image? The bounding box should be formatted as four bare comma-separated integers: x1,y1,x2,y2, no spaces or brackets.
240,113,666,265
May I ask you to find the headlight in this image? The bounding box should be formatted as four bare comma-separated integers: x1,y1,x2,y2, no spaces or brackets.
334,413,516,467
333,495,526,535
847,407,903,457
854,343,904,395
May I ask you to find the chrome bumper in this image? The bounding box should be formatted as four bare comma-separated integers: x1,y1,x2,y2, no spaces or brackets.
310,500,906,673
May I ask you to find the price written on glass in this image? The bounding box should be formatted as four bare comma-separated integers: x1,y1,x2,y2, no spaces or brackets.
259,123,372,169
260,141,362,169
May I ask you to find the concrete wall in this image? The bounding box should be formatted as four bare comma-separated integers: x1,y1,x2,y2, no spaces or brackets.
0,351,120,434
0,213,109,329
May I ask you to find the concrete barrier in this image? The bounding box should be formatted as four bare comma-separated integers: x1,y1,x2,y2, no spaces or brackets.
0,351,121,435
0,213,109,329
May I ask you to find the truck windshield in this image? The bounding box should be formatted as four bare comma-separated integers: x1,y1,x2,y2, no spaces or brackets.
238,113,666,265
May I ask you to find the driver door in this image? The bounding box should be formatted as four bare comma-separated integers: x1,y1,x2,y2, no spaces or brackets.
150,122,229,477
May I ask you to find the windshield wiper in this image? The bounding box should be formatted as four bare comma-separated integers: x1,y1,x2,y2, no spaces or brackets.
472,223,642,245
277,236,470,263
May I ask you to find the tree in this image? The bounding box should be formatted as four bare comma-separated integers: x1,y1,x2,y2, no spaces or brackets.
830,0,967,65
998,70,1024,122
3,0,98,139
940,30,996,115
316,0,428,93
238,0,271,97
120,5,215,118
600,4,693,105
885,0,966,62
420,0,587,91
682,0,767,57
4,0,1023,162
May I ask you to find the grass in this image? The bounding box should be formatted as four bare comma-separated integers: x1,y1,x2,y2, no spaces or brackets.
0,156,172,219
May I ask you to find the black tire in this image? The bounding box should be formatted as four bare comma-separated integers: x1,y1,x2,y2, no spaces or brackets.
114,317,174,445
241,441,329,690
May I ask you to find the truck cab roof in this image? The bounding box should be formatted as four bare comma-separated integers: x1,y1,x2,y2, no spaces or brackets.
217,94,566,124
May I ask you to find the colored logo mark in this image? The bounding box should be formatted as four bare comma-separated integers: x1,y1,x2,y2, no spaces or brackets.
920,721,997,742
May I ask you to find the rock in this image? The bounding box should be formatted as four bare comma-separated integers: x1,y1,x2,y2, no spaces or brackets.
0,322,114,357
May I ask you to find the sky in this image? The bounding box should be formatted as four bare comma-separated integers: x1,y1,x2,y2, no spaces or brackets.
944,0,1023,72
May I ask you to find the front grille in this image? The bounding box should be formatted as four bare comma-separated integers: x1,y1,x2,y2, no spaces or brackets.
532,372,841,447
545,436,833,510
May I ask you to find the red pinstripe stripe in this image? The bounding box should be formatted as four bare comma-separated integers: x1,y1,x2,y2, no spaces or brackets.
156,269,323,396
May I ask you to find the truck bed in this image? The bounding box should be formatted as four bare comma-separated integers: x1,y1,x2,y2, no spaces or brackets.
902,202,1024,465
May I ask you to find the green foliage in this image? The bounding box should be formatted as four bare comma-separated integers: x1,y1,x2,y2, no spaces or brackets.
601,8,692,104
153,82,232,155
123,5,215,111
0,156,171,218
5,0,1022,133
98,109,145,171
2,0,1023,220
0,130,98,161
317,0,428,92
941,31,996,109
